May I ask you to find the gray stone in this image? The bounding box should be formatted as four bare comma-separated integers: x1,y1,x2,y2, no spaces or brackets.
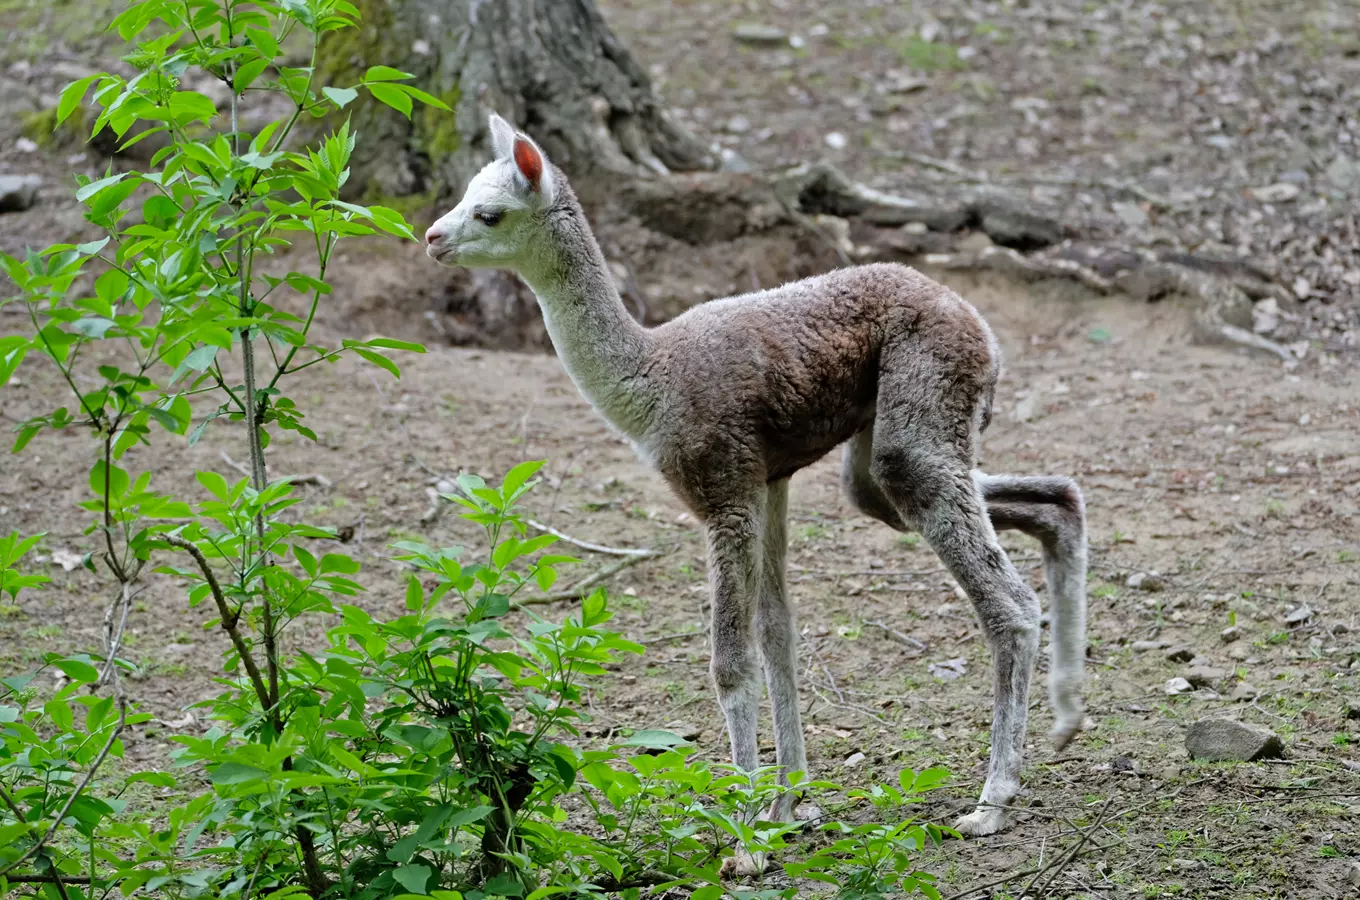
1112,201,1150,228
1184,666,1229,688
1127,571,1165,592
1348,861,1360,888
1229,682,1259,701
1165,677,1193,695
1248,182,1300,203
0,175,41,213
1185,718,1284,762
1132,640,1170,652
724,114,751,134
977,197,1062,250
1284,604,1312,627
1221,625,1243,643
1325,154,1360,196
732,23,788,45
1165,646,1195,663
843,751,867,767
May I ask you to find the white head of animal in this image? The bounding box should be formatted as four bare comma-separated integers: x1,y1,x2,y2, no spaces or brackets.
424,113,558,271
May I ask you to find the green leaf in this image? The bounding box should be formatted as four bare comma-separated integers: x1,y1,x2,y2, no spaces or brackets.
322,86,358,109
363,337,425,353
169,91,217,126
94,269,129,304
210,761,269,785
234,57,270,93
182,344,219,372
44,698,74,731
196,470,230,501
57,74,101,126
54,656,99,684
367,82,412,118
90,459,129,499
352,346,400,378
72,317,116,338
404,575,422,611
246,27,279,58
87,177,140,218
501,459,545,499
391,864,431,894
364,65,413,82
401,85,452,110
617,729,689,750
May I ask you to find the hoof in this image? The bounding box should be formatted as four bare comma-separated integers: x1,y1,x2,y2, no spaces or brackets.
1051,714,1094,750
953,806,1008,837
720,849,767,879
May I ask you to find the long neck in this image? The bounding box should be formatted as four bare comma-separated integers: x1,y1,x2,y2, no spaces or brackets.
517,198,655,439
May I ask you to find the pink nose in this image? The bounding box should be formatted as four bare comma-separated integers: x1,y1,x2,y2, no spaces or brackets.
425,226,443,245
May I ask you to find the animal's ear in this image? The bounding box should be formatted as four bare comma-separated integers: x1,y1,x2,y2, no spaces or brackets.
488,113,516,159
511,133,556,204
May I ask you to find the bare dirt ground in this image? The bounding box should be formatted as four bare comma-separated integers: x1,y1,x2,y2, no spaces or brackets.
4,272,1359,897
2,0,1360,896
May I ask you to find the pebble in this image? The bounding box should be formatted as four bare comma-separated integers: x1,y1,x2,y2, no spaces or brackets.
843,751,867,767
1185,718,1284,762
434,479,457,495
1132,640,1170,652
1248,182,1301,203
725,114,751,134
732,23,787,45
14,137,37,153
1221,625,1243,643
1165,646,1195,663
1184,665,1228,688
1229,682,1259,701
0,174,41,213
1126,571,1165,592
1112,201,1149,227
1284,605,1312,626
824,131,848,150
1165,676,1194,695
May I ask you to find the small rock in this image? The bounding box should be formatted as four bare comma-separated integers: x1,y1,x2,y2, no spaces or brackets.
1111,756,1138,775
718,148,752,173
1229,683,1259,701
1325,154,1360,196
1132,640,1170,652
0,174,41,213
843,750,867,767
1206,134,1236,149
1334,622,1351,635
1184,666,1228,688
976,198,1062,250
903,221,928,235
49,548,84,572
1013,393,1038,422
928,657,967,681
1188,655,1213,667
725,114,751,134
1185,718,1283,762
1227,645,1250,661
664,722,702,741
14,137,38,153
1112,201,1149,228
1348,862,1360,889
1165,646,1195,663
1248,182,1301,203
823,131,848,150
957,230,995,253
732,22,787,45
1221,625,1243,643
1284,605,1313,627
1165,677,1194,695
434,479,457,495
1126,571,1165,592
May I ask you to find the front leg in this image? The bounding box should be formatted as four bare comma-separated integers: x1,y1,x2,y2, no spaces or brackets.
756,479,811,824
706,499,765,774
704,496,769,879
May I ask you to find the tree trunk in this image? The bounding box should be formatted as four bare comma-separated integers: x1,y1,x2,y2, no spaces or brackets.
324,0,715,201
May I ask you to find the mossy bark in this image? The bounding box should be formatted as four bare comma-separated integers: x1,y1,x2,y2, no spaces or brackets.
319,0,714,200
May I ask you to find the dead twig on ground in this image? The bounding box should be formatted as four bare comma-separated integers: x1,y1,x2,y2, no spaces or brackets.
864,618,928,651
221,450,331,488
527,519,657,557
516,551,662,606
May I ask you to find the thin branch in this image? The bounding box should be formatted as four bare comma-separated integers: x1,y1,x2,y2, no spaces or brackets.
162,534,272,713
939,841,1121,900
864,619,928,651
527,519,657,558
515,552,661,606
0,697,127,879
1026,796,1115,898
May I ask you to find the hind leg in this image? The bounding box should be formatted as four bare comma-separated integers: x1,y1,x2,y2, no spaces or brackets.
977,473,1088,748
867,363,1041,837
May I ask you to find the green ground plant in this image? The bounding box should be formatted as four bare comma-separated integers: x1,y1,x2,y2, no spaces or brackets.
0,0,949,895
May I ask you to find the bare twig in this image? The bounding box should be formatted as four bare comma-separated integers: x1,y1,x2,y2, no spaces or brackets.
162,534,272,713
220,450,331,488
864,619,928,651
516,552,661,606
1025,796,1115,897
640,629,704,646
527,519,657,558
0,697,127,879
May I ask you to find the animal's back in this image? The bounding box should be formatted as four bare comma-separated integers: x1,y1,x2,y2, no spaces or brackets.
642,263,997,484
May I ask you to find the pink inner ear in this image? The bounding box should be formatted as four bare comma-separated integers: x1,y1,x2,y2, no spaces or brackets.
512,137,543,192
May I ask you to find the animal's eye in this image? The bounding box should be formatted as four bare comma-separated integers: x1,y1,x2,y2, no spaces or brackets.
476,211,503,227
